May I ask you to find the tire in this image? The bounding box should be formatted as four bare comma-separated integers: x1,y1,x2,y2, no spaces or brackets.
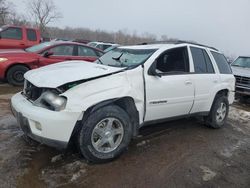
78,105,132,163
6,65,29,86
205,95,229,129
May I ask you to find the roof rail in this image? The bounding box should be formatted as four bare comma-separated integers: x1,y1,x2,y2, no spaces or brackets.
139,40,219,51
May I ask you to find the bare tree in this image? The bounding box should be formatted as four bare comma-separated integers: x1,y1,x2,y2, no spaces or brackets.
0,0,11,25
27,0,62,35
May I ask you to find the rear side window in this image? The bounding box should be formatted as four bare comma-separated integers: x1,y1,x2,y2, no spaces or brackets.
211,51,232,74
190,47,214,73
1,27,23,40
27,29,37,41
78,46,98,57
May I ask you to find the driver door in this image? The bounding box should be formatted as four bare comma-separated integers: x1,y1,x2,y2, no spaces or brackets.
39,44,75,67
144,47,195,121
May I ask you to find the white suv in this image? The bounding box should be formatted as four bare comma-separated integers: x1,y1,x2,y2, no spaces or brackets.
11,42,235,163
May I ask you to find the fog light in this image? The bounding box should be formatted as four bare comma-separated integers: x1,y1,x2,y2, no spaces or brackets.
35,122,42,131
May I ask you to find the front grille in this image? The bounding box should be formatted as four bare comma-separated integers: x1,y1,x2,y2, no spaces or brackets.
234,75,250,86
23,80,43,101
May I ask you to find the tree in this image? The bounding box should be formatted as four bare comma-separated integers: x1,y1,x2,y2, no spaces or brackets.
27,0,62,35
0,0,11,25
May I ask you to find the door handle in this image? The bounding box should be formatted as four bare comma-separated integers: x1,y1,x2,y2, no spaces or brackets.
185,80,192,85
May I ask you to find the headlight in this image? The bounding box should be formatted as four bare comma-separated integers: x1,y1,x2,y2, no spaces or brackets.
35,91,67,111
0,58,8,62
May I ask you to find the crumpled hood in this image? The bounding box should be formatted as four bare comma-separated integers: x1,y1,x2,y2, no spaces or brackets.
24,61,124,88
231,66,250,78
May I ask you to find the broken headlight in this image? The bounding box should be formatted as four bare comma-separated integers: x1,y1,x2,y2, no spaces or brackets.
35,91,67,111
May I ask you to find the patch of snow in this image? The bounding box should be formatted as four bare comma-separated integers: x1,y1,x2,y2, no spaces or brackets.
136,140,150,147
229,107,250,124
51,154,63,163
220,140,246,158
200,166,217,181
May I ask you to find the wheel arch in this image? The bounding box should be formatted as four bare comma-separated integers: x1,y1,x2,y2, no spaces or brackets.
209,89,229,111
69,97,140,146
5,63,31,78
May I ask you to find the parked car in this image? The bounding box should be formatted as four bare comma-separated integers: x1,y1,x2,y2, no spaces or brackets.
11,42,235,163
0,41,104,85
103,44,120,53
87,41,118,51
231,56,250,101
0,25,41,49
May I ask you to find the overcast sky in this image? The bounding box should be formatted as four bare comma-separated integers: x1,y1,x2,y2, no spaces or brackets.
10,0,250,57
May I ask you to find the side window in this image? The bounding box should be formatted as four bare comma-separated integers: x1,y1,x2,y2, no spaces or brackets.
27,29,37,41
48,45,74,56
1,27,23,40
96,44,103,50
190,47,214,73
78,46,98,57
211,51,232,74
156,47,189,74
203,50,215,73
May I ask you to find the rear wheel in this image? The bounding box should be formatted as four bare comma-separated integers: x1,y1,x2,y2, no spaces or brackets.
78,105,132,163
6,65,29,86
205,95,229,129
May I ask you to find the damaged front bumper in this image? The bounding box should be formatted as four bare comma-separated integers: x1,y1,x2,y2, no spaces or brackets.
11,92,82,149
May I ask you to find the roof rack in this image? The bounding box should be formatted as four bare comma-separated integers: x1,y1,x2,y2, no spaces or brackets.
139,40,219,51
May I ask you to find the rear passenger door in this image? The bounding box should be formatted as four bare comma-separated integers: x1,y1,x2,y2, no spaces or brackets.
74,45,100,62
188,46,220,113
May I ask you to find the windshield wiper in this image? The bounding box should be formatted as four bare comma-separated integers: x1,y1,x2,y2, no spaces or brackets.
97,58,103,64
231,64,241,67
112,53,123,61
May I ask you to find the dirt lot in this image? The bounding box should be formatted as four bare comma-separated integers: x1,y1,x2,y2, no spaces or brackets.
0,84,249,188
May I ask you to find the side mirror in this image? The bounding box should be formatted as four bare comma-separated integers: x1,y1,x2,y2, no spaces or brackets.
148,61,162,77
43,51,53,58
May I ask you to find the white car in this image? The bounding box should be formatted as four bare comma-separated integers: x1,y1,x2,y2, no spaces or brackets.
11,42,235,163
231,56,250,101
87,41,118,51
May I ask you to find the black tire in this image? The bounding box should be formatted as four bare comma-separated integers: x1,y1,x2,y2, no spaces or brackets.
205,95,229,129
78,105,132,163
6,65,29,86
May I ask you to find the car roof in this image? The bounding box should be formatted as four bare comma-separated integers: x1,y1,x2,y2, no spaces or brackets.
89,41,116,45
118,42,219,52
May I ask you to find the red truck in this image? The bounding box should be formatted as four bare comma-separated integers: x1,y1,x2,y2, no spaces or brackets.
0,25,41,49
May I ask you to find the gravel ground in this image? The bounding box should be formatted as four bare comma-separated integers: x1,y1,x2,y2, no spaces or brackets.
0,84,249,188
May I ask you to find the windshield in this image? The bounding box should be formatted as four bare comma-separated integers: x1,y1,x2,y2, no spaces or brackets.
25,42,56,53
231,57,250,68
0,25,7,32
95,48,157,68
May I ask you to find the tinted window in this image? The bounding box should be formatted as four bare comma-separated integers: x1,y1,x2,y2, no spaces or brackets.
211,51,232,74
1,27,22,40
191,47,215,73
203,50,215,73
190,47,207,73
156,47,189,74
27,29,37,41
48,45,74,56
78,46,97,57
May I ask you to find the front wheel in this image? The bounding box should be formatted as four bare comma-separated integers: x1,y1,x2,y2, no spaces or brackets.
205,96,229,129
78,105,132,163
6,65,29,86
